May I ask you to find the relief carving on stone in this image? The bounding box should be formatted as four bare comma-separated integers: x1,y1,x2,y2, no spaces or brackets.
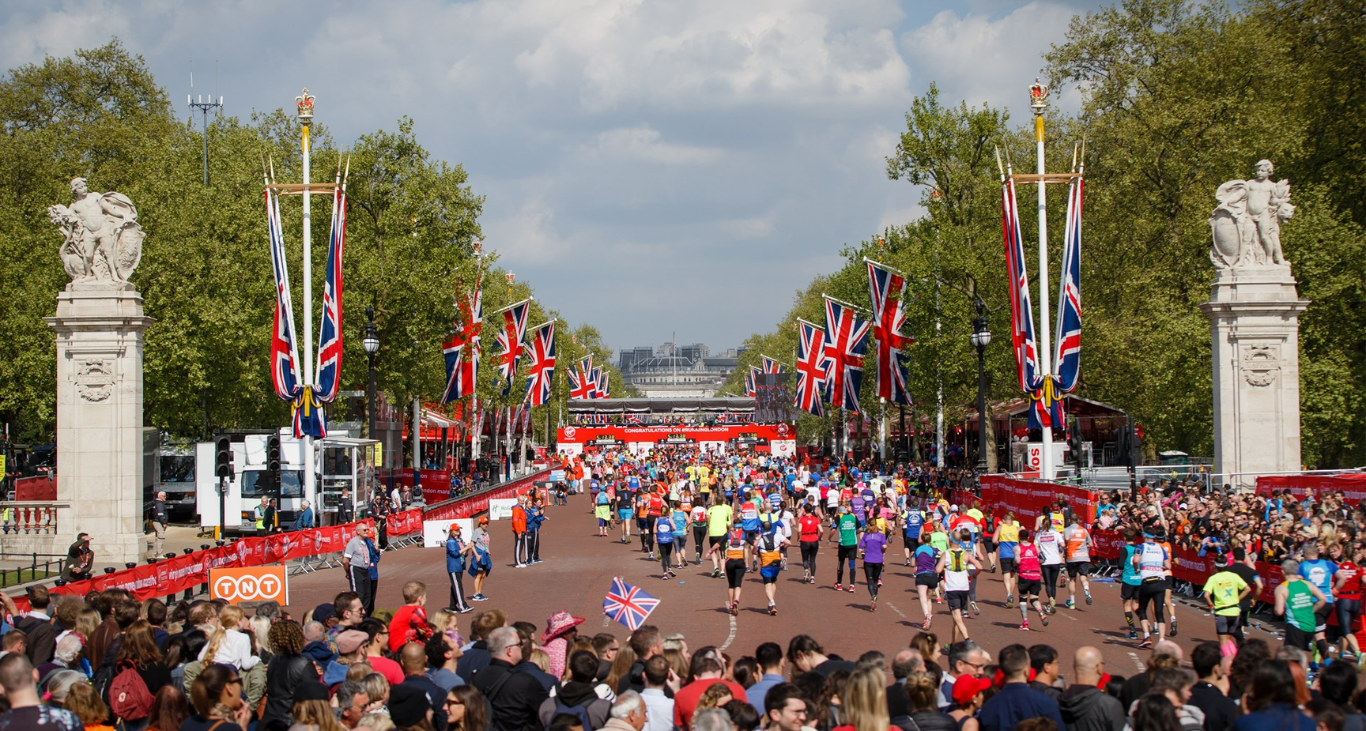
1241,343,1280,388
75,358,115,402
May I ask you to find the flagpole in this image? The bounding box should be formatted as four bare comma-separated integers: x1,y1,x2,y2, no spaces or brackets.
1031,80,1055,481
822,294,871,315
297,89,317,505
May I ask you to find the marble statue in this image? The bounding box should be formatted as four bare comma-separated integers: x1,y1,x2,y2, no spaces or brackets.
47,177,144,284
1210,160,1294,269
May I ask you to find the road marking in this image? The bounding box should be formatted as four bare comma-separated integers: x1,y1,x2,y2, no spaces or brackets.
885,601,908,620
1128,651,1144,672
719,613,738,651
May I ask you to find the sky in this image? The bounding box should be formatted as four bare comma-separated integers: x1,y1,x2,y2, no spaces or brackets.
0,0,1104,356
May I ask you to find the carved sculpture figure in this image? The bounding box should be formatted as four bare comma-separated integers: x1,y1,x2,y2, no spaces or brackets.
1210,160,1294,269
47,178,144,284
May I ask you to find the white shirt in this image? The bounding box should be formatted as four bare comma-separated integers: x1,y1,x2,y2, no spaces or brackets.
1037,530,1064,565
641,688,675,731
199,628,260,670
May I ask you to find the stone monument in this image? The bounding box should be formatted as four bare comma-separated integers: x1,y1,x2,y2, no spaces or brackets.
42,177,153,565
1200,160,1308,488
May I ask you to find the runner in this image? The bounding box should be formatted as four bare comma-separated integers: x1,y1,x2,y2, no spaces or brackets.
690,499,708,566
939,529,982,642
827,503,859,593
900,495,924,567
709,522,751,616
1014,528,1049,631
655,505,677,580
757,519,788,615
797,504,821,584
595,486,612,538
671,498,690,570
1298,543,1338,665
1062,513,1094,609
1332,544,1363,659
706,491,733,579
1134,528,1171,648
617,481,634,544
1201,553,1251,658
996,513,1020,609
740,490,762,570
1119,528,1143,640
858,521,888,611
1275,559,1327,654
912,533,941,629
1036,519,1065,614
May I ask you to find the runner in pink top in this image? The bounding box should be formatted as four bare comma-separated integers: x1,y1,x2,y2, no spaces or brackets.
1014,528,1050,631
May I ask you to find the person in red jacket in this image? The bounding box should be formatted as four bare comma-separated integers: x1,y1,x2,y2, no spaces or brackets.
511,494,530,568
387,580,433,654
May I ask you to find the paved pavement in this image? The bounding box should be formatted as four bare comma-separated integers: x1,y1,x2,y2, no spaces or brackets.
263,494,1284,673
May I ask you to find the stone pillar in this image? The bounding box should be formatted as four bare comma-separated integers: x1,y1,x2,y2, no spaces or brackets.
46,284,154,566
1200,266,1308,489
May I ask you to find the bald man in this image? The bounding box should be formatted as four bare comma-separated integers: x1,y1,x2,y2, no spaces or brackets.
1058,646,1124,731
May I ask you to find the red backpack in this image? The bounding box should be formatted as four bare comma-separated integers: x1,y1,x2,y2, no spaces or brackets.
108,662,154,721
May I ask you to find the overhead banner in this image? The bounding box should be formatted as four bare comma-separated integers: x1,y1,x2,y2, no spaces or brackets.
557,424,794,453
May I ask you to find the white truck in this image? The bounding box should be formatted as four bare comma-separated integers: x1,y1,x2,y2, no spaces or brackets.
195,430,380,533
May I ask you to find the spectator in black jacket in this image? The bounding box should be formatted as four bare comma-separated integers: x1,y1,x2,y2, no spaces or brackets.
1059,646,1125,731
1187,643,1238,731
471,626,549,731
457,610,506,684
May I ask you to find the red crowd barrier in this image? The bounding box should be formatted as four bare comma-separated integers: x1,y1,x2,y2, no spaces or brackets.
9,468,553,612
385,509,422,537
1256,473,1366,503
979,475,1097,524
12,520,374,612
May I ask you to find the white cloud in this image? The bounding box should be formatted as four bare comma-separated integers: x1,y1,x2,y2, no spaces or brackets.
0,0,1105,349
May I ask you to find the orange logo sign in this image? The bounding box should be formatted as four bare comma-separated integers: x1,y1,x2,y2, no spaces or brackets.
210,565,289,604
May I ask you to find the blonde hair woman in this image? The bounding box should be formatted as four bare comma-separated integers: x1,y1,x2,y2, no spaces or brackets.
198,605,260,671
833,666,890,731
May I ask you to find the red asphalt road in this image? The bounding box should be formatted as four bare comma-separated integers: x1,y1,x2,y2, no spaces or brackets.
279,494,1281,673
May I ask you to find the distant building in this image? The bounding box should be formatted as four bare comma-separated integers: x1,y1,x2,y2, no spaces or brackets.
618,342,739,398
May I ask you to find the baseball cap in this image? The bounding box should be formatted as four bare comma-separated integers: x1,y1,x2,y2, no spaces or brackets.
952,675,993,705
479,516,489,525
312,603,336,624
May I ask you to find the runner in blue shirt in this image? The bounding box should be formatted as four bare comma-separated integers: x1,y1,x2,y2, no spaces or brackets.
1120,528,1143,640
901,504,923,566
1299,543,1338,661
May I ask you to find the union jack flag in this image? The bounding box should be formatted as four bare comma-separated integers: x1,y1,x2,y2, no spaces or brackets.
495,300,531,395
761,356,783,374
523,321,556,407
1001,170,1062,429
821,298,871,413
625,414,643,425
1053,173,1083,394
441,279,482,404
569,356,595,399
867,261,913,405
593,367,610,399
314,179,347,406
265,187,302,405
603,576,660,631
794,320,829,416
744,366,760,398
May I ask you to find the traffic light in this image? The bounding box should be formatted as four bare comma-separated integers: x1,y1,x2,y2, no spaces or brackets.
266,435,281,475
215,437,233,479
1068,429,1084,470
1131,424,1144,466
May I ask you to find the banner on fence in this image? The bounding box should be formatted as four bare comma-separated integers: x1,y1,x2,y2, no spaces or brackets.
979,476,1097,524
422,518,476,548
488,499,518,521
1256,473,1366,504
210,565,288,604
386,509,422,536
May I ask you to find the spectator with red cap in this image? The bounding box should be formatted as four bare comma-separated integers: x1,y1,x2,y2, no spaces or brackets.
949,675,993,731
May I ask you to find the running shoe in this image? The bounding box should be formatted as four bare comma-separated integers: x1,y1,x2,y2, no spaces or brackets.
1127,629,1138,640
970,601,980,616
711,569,721,579
515,563,526,569
1170,620,1179,637
990,564,998,573
1085,591,1093,606
1005,595,1015,609
870,597,878,612
459,606,475,614
922,618,932,630
1064,598,1075,610
877,580,883,587
1019,621,1030,631
768,603,777,616
848,585,856,593
1041,612,1049,627
729,602,738,616
472,594,489,602
1138,638,1153,648
834,583,842,591
904,560,912,567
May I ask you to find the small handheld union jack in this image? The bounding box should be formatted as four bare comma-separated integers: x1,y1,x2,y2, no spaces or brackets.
603,576,660,631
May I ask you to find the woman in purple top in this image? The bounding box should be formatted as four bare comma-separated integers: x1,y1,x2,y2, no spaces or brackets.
858,528,889,610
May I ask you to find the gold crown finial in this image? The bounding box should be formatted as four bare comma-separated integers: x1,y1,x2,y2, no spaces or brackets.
295,88,316,125
1029,78,1049,116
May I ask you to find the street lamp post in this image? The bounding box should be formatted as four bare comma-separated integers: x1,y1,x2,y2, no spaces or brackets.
970,302,992,472
362,306,380,446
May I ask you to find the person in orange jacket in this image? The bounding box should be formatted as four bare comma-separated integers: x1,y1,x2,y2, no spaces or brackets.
511,494,529,568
